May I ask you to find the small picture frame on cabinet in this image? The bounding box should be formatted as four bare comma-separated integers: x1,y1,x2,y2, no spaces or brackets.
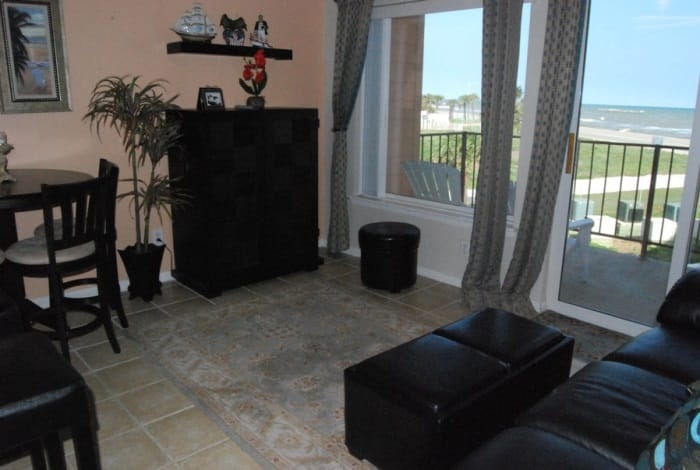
197,87,225,111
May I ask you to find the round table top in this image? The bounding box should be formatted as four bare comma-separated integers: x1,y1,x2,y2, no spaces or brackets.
0,169,92,211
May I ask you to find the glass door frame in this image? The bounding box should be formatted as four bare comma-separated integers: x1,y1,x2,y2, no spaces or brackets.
544,4,700,337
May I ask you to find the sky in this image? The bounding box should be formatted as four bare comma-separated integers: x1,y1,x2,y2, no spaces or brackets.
422,0,700,109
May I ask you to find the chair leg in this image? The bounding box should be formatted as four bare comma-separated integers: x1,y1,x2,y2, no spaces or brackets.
110,280,128,329
43,433,67,470
28,440,48,470
71,425,101,470
97,279,120,354
55,309,71,362
105,249,128,328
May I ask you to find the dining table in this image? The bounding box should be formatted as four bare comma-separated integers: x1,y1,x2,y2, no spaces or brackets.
0,169,92,299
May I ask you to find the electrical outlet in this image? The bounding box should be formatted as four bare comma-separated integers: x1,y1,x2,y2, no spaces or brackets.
151,228,164,246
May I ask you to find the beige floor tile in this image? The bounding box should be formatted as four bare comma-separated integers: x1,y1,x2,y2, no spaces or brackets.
430,300,469,324
210,286,259,306
424,281,462,300
119,292,154,315
146,407,228,461
67,350,90,374
82,372,111,402
151,282,199,306
67,313,122,350
180,440,263,470
159,297,215,318
317,261,359,279
96,357,161,395
398,285,460,312
95,398,138,439
1,455,32,470
77,336,142,371
120,380,193,424
125,307,171,330
99,429,170,470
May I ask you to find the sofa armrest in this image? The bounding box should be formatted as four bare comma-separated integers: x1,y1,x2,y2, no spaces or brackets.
657,269,700,329
0,289,23,338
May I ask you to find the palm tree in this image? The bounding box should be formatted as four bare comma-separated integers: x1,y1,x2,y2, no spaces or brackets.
446,99,458,122
8,7,35,85
421,94,444,114
458,93,479,121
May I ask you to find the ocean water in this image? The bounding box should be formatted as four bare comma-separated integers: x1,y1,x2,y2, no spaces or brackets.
579,104,694,140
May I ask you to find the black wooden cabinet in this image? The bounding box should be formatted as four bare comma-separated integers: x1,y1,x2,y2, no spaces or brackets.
167,108,319,297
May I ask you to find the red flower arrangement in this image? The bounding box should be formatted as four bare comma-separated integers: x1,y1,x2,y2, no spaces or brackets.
239,49,267,96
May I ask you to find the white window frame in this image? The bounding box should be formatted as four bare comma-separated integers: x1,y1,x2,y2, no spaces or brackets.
352,0,548,231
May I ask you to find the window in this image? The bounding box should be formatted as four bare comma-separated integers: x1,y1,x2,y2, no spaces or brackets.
360,2,532,214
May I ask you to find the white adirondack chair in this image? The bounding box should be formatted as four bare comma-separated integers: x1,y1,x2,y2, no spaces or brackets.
401,161,463,205
566,217,595,280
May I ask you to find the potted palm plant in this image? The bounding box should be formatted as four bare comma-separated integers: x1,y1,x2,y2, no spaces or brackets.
84,76,189,301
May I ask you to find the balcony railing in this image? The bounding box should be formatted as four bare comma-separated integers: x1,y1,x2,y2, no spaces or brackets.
418,130,699,259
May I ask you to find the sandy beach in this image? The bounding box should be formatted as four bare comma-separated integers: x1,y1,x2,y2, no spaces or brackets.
578,126,690,148
424,112,692,148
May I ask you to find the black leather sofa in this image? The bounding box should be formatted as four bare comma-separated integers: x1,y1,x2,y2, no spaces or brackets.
456,269,700,469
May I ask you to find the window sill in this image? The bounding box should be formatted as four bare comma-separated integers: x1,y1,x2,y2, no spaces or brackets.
350,193,517,230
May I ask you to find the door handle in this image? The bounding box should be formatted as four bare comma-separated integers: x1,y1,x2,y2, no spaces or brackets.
565,133,576,174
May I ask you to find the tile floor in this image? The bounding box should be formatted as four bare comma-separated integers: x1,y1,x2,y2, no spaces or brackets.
5,252,470,469
4,251,590,469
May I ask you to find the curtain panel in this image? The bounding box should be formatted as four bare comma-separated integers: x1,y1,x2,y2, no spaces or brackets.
327,0,373,255
500,0,588,317
461,0,523,310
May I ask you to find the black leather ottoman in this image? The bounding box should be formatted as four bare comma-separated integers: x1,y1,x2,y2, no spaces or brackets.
359,222,420,292
344,308,574,470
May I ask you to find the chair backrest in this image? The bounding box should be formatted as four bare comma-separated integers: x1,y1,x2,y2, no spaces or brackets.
401,161,463,205
40,174,107,267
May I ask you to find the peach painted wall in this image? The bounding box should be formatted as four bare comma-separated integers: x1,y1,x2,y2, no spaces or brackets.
1,0,329,296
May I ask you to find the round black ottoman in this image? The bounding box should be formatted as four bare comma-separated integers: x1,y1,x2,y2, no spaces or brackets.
359,222,420,292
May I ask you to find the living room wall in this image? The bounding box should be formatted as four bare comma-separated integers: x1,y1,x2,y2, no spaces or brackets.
1,0,329,296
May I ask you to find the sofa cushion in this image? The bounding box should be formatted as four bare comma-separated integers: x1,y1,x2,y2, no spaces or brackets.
636,392,700,469
656,269,700,328
518,360,688,468
453,427,626,470
604,326,700,384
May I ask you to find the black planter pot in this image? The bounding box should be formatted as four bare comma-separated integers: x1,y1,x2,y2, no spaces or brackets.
118,243,165,301
246,95,265,109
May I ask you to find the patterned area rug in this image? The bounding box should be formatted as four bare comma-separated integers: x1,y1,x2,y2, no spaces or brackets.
125,280,632,468
126,280,437,468
534,310,631,362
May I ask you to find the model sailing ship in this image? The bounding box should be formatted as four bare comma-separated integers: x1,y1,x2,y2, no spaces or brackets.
171,3,216,42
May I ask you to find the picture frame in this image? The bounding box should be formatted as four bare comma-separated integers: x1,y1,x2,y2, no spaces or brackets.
197,87,225,111
0,0,71,113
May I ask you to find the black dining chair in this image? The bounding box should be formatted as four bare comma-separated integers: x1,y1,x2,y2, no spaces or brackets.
4,166,121,360
0,288,102,469
32,159,128,329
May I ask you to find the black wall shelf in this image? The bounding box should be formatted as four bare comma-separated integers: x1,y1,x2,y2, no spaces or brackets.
166,42,292,60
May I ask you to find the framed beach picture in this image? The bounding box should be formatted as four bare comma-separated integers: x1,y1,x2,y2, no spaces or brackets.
0,0,70,113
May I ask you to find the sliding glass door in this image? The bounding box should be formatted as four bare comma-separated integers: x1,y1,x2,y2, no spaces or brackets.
548,0,700,333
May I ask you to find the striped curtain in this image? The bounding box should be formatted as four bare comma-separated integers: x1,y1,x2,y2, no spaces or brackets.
327,0,373,255
500,0,588,317
462,0,523,310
